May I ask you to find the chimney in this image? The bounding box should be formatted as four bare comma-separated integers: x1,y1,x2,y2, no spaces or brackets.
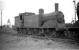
39,9,44,15
55,3,59,12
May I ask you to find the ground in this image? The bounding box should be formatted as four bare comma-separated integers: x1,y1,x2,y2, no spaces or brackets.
0,33,79,50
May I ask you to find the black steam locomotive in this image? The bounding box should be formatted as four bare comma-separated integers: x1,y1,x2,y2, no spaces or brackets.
15,3,79,39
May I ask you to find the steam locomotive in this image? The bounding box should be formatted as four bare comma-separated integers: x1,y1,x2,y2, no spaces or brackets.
15,3,79,39
15,3,66,37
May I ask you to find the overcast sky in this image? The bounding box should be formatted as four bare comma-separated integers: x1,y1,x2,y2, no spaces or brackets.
0,0,79,25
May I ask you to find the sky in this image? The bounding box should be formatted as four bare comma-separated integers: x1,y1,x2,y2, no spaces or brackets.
0,0,79,25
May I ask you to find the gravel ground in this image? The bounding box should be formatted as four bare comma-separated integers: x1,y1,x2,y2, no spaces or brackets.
0,33,79,50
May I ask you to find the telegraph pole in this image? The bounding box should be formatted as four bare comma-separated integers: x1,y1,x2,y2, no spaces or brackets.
1,10,2,28
73,0,76,22
0,1,4,28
